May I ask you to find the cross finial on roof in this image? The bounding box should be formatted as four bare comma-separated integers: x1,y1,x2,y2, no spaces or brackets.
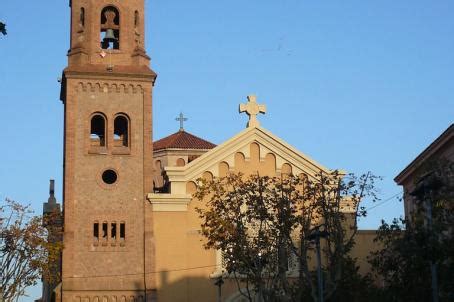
239,95,267,128
175,112,188,131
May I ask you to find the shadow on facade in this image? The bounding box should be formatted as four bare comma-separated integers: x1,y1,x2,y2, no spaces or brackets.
155,270,241,302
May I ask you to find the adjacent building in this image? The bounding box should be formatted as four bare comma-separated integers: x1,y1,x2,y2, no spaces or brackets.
395,124,454,218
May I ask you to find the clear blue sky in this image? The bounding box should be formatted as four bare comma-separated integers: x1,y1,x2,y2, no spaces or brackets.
1,0,453,299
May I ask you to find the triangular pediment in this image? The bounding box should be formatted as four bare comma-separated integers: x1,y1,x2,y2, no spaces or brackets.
164,126,336,184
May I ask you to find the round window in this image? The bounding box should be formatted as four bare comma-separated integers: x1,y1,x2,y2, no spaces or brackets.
102,169,118,185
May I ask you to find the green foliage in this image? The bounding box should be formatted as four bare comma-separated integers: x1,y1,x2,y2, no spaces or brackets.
326,256,383,302
195,171,380,302
1,199,63,302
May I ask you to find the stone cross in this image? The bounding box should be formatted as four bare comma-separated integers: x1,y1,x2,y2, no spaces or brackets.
175,112,188,131
239,95,267,128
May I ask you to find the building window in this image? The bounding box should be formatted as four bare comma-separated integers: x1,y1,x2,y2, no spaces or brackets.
114,114,129,147
80,7,85,28
100,6,120,49
218,248,299,277
287,249,299,275
111,222,117,241
102,222,108,241
134,10,139,27
92,220,126,248
90,114,106,147
120,222,126,242
93,222,99,244
176,158,185,167
102,169,118,185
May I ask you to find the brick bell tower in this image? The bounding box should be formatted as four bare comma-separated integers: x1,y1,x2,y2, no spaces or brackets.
59,0,156,301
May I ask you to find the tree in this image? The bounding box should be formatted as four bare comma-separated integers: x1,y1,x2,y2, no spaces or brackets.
369,159,454,302
1,198,62,302
195,170,380,302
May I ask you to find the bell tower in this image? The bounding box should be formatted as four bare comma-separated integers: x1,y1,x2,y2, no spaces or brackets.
60,0,156,301
68,0,149,67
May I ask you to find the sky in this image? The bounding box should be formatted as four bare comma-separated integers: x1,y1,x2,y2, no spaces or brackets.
0,0,453,299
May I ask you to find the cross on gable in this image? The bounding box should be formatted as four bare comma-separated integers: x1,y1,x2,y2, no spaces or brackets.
175,112,188,131
239,95,267,128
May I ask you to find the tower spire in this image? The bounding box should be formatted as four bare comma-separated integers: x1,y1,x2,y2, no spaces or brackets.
48,179,56,204
43,179,60,216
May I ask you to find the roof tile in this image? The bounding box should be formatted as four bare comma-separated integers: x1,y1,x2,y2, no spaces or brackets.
153,130,216,151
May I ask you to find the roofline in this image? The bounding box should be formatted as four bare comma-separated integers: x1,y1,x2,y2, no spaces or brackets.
153,130,216,151
394,124,454,185
153,147,215,152
164,126,337,182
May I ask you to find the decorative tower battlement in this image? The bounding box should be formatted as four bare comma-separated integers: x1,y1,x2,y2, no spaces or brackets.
59,0,156,301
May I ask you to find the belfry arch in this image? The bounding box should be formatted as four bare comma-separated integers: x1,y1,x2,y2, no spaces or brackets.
100,6,120,49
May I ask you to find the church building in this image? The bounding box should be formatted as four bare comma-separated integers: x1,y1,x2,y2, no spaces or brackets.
47,1,372,301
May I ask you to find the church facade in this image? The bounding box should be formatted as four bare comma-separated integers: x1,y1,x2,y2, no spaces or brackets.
149,121,339,302
51,1,374,301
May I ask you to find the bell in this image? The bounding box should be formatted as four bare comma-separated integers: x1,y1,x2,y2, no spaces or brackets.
103,29,117,43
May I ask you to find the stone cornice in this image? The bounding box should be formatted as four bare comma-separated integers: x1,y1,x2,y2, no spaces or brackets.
153,149,212,156
146,193,192,212
64,69,156,82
